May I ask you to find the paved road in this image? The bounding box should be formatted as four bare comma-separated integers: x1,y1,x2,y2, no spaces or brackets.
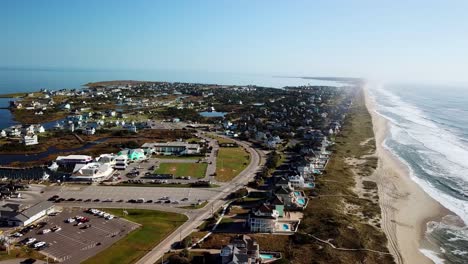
135,133,264,264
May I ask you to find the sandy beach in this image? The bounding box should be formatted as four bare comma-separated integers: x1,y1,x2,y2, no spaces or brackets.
364,87,451,264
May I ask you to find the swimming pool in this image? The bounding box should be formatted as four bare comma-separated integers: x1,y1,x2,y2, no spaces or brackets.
260,254,274,259
282,224,290,231
297,198,305,205
294,191,301,196
305,182,315,188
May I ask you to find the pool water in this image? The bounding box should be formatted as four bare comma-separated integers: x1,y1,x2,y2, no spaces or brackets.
260,254,274,259
297,198,305,205
305,182,315,188
294,191,301,196
282,224,290,230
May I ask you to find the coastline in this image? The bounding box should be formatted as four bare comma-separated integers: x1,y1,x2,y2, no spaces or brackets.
364,86,451,264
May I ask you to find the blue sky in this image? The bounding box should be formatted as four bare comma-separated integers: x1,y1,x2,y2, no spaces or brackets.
2,0,468,83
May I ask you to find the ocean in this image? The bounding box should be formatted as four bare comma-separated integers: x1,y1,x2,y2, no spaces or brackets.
369,83,468,264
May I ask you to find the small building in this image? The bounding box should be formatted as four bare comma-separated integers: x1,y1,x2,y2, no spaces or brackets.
0,130,6,138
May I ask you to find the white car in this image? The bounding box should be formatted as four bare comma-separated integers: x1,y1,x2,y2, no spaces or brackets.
105,215,114,220
25,238,36,245
41,229,51,234
52,226,61,232
33,241,46,248
67,218,75,223
103,213,110,218
12,232,23,237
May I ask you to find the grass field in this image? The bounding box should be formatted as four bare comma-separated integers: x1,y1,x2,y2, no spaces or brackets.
155,162,208,178
82,209,187,264
216,147,250,182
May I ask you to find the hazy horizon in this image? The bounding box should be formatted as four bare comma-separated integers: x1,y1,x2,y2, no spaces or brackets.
2,0,468,85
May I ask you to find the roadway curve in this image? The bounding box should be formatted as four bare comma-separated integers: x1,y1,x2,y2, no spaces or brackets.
135,135,263,264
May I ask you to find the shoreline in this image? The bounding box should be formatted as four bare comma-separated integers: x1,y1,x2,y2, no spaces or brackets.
363,86,452,264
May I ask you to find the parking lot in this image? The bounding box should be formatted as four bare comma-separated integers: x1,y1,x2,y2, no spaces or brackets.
52,185,220,207
19,208,139,263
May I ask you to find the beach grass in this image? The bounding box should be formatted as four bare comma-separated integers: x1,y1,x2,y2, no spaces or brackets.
155,162,207,178
82,209,187,264
215,147,250,182
289,87,394,264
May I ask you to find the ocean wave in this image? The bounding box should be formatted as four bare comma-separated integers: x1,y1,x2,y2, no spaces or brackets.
371,86,468,227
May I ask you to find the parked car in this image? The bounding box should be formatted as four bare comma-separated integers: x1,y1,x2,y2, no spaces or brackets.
24,237,36,245
33,241,46,248
41,229,51,234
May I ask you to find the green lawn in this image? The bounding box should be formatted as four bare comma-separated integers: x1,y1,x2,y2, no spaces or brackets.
155,162,207,178
216,147,250,182
82,209,187,264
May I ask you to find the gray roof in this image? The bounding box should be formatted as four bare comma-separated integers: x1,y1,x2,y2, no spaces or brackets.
21,201,54,218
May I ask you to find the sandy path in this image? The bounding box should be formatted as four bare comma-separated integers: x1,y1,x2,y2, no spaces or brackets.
364,86,451,264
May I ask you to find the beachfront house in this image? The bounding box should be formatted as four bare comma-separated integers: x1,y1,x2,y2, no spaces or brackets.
247,204,279,233
220,235,260,264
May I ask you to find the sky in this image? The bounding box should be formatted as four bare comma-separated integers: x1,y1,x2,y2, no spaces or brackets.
1,0,468,84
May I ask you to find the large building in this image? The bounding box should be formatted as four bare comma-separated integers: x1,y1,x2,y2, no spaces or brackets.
71,162,114,182
142,142,200,155
0,201,55,226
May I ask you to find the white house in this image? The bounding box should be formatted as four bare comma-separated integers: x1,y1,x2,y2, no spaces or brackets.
36,125,45,133
8,128,21,137
22,134,38,146
114,155,128,170
82,127,96,135
288,175,306,189
0,130,6,138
